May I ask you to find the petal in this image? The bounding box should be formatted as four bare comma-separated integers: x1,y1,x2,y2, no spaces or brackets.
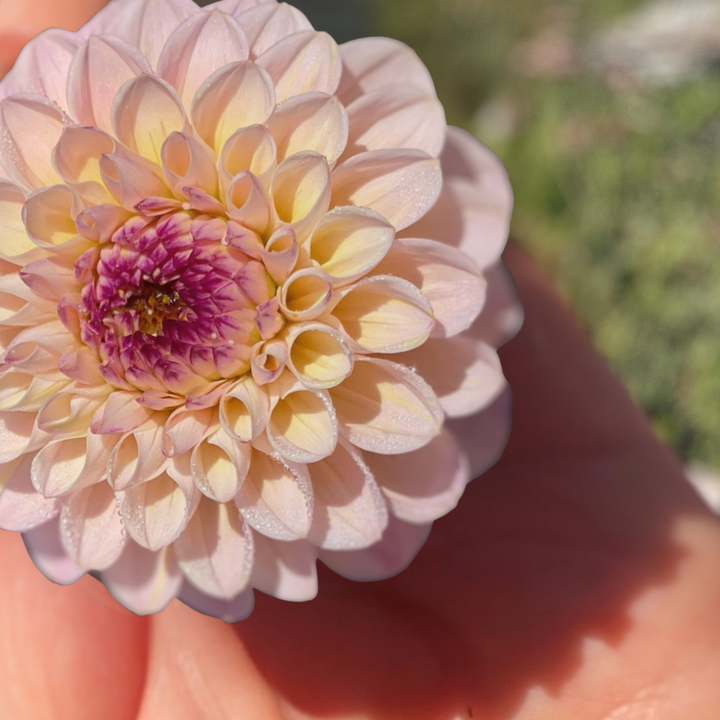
162,406,215,458
99,153,171,211
157,10,250,110
178,582,255,622
120,471,195,551
257,30,341,102
0,455,59,531
67,35,151,134
101,541,183,615
331,275,435,353
330,357,443,454
0,181,37,264
308,206,394,286
112,75,188,166
37,389,106,436
237,3,313,58
219,377,269,443
308,441,388,550
374,238,486,338
191,61,275,153
226,171,270,234
161,131,218,198
191,428,250,503
236,448,313,540
398,336,506,418
218,124,277,195
331,149,442,232
91,391,154,435
211,0,275,16
0,412,50,464
0,95,65,191
22,516,83,585
344,85,446,159
284,322,353,390
107,423,169,491
319,514,431,582
60,480,126,570
19,255,79,302
251,533,317,601
365,430,470,524
277,267,332,320
174,497,254,599
337,37,436,105
267,92,348,166
21,185,79,251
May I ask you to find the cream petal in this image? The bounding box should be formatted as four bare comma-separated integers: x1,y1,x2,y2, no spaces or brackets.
236,448,313,540
284,322,353,390
0,371,67,412
174,496,254,599
162,406,215,458
308,441,388,550
38,389,107,436
157,10,250,110
112,75,188,166
331,149,442,232
226,171,270,234
0,455,59,531
60,480,126,570
75,204,132,243
237,2,312,58
99,153,171,211
161,131,218,198
120,471,195,551
267,92,348,166
277,267,332,321
250,339,288,386
319,514,431,582
67,35,151,134
178,582,255,622
22,517,83,585
18,258,79,306
365,430,470,524
330,357,443,454
90,391,154,435
58,347,106,386
344,85,446,159
0,412,51,464
398,336,506,418
0,95,66,191
251,533,318,601
219,377,269,443
31,432,117,497
101,541,183,615
191,428,250,503
374,238,486,338
331,275,435,354
107,423,169,491
337,37,437,105
218,124,277,195
191,61,275,153
0,182,37,264
22,185,80,251
257,30,341,102
308,206,394,286
270,151,331,241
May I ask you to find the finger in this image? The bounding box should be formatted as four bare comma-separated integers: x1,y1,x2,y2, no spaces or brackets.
0,528,148,720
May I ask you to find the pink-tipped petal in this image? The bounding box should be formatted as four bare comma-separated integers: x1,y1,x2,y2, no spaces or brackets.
319,514,431,582
365,430,470,524
157,10,250,110
22,516,84,585
251,533,318,601
178,581,255,623
331,149,442,232
0,455,59,531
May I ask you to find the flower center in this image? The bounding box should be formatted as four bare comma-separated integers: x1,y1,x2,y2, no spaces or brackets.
129,284,188,337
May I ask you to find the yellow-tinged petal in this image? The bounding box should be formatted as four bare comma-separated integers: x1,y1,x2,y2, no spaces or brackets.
284,322,353,390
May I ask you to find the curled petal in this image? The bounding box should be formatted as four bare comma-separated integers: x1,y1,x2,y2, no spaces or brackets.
191,61,275,152
330,357,443,454
260,226,298,284
99,153,171,211
157,10,250,109
91,391,154,435
161,131,218,198
267,92,348,166
22,185,81,251
257,30,341,102
308,206,394,287
60,480,126,570
22,517,83,585
331,149,442,232
37,389,107,436
284,322,353,390
108,423,168,491
0,182,40,264
75,204,131,242
278,267,332,321
251,533,318,601
308,441,388,550
67,35,151,134
338,37,436,105
102,541,183,615
250,340,288,386
0,412,51,464
174,496,254,599
0,95,65,191
0,455,59,531
331,275,435,353
191,428,250,503
238,2,313,58
236,448,313,540
218,124,277,195
219,377,269,443
366,430,470,524
162,406,215,458
226,171,270,234
0,372,67,412
19,255,79,302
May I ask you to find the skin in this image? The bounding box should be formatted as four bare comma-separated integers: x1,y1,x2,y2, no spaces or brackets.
1,2,720,717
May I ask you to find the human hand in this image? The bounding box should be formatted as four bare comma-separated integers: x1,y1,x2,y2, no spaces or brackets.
1,2,720,718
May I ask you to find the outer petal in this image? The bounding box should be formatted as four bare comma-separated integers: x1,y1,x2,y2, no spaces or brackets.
174,497,254,599
157,10,250,110
251,533,318,601
365,430,470,524
22,516,84,585
0,455,59,531
237,2,313,58
0,182,38,264
319,514,431,582
337,37,436,105
211,0,275,17
179,582,255,622
331,149,442,232
308,442,388,550
101,541,183,615
256,31,341,102
329,357,443,454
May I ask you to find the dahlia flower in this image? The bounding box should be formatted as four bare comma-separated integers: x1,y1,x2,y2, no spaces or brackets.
0,0,521,620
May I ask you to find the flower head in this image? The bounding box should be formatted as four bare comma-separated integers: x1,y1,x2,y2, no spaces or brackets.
0,0,520,619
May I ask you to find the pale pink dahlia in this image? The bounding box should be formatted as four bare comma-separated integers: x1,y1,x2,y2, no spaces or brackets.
0,0,521,620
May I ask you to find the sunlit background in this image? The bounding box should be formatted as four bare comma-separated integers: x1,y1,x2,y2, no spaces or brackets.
199,0,720,480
